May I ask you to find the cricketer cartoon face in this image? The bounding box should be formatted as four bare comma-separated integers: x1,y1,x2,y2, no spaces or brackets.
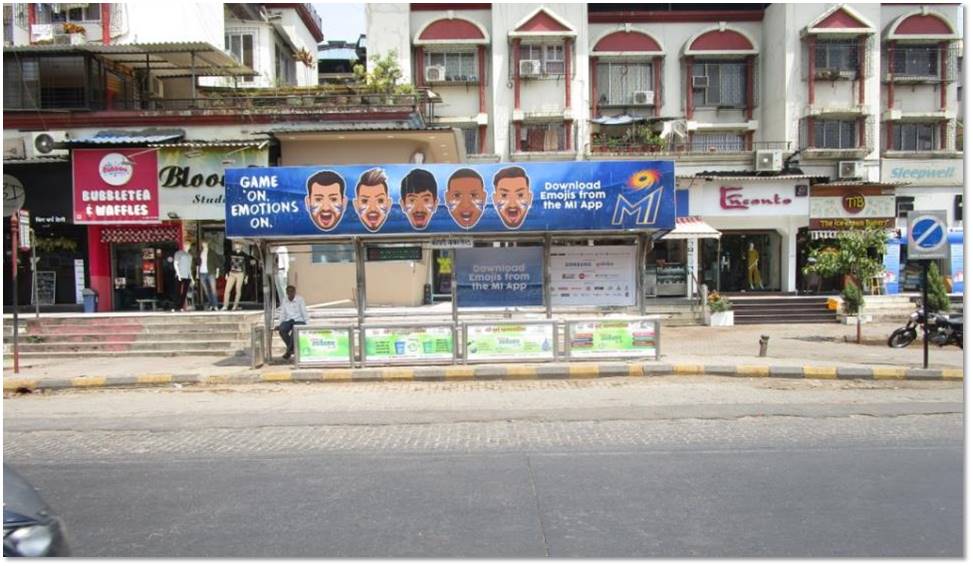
354,183,390,232
402,189,437,230
493,174,532,229
446,175,486,229
306,179,346,232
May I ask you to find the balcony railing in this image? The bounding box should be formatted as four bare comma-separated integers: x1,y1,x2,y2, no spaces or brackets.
510,121,576,155
587,139,791,156
882,47,961,83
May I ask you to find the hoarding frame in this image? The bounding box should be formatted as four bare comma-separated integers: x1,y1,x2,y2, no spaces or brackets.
564,317,662,361
460,319,559,364
293,325,356,368
359,322,458,367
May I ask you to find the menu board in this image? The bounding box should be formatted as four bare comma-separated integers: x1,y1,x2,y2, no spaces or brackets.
567,319,658,359
550,245,637,307
464,322,555,362
296,327,353,366
34,271,56,306
363,326,454,364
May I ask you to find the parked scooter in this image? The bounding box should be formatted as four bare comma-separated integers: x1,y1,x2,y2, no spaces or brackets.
887,308,964,349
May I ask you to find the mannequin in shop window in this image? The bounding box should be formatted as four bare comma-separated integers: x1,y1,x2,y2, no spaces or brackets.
747,242,764,291
222,241,250,311
198,241,222,311
173,241,194,312
273,245,289,307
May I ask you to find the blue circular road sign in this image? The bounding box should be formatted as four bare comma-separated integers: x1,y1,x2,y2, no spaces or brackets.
911,216,946,249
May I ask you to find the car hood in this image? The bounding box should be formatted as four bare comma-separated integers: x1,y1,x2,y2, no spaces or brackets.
3,465,50,524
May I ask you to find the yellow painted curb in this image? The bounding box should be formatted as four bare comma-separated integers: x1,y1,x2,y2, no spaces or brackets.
872,367,907,380
3,379,38,391
202,375,233,385
505,366,538,380
445,367,475,381
568,364,601,379
804,367,837,379
382,368,415,381
628,363,644,377
673,364,704,375
322,369,354,382
942,368,964,380
71,376,107,388
261,372,293,382
136,374,173,385
736,365,770,377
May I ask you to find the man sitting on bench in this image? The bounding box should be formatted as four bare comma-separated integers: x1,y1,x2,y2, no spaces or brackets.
275,284,309,361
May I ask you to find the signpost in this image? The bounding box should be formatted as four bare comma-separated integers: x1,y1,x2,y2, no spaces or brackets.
907,210,948,369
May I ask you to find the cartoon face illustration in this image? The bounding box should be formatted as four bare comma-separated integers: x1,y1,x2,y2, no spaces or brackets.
492,167,532,230
400,169,438,230
354,168,391,232
445,169,486,230
305,170,347,232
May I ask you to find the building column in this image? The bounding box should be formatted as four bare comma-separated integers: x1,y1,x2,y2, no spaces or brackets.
807,36,815,105
887,41,896,109
27,4,36,43
86,226,112,312
101,3,111,45
784,222,799,294
653,57,662,117
416,46,425,88
685,57,694,120
940,41,948,111
478,124,487,154
590,56,598,116
513,39,521,111
564,38,572,109
857,36,865,105
565,119,573,151
477,44,486,114
745,55,754,120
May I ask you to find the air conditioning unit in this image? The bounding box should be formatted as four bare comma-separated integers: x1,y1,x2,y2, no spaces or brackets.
754,149,783,172
425,65,445,83
28,131,70,158
837,160,864,180
150,76,165,98
633,90,655,105
692,75,709,89
519,59,541,77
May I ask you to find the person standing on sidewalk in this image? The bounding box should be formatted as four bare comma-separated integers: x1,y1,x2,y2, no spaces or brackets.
276,284,309,361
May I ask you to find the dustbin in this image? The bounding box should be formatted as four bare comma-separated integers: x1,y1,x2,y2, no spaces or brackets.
81,288,98,313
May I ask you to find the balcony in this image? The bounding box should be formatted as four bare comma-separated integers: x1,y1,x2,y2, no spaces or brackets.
882,47,961,84
587,135,790,157
509,121,576,160
799,116,875,159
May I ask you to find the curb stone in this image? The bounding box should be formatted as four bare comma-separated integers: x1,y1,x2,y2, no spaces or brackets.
3,362,963,392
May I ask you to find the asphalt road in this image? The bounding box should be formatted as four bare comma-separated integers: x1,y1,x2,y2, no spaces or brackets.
3,377,964,558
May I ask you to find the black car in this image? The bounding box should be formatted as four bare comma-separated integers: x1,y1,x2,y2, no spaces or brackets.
3,465,69,557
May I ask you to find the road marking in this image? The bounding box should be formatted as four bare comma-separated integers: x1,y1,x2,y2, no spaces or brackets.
3,379,38,391
136,374,173,385
382,368,414,381
505,366,538,379
71,376,107,387
569,364,601,378
803,367,838,379
627,363,644,377
736,365,770,377
872,367,907,380
261,372,293,382
942,369,964,380
445,367,475,381
673,364,703,375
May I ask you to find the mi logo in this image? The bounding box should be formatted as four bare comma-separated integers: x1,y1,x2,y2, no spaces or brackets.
611,187,663,226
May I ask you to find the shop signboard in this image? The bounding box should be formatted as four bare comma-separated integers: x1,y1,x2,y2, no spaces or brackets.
224,160,675,238
454,247,544,307
566,318,660,360
362,325,455,365
463,321,556,363
72,149,160,224
881,159,962,187
883,241,900,295
295,326,354,367
550,245,637,307
689,182,809,217
809,191,895,231
158,146,268,220
366,246,423,262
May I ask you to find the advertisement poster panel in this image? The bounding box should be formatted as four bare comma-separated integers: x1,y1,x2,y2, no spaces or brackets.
567,319,657,359
224,160,675,238
550,245,637,307
297,328,351,365
465,322,555,362
454,247,544,307
883,242,901,295
158,146,268,220
363,326,454,364
950,238,964,294
72,149,159,224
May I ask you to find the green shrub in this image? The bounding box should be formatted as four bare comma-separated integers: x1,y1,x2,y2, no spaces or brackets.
841,280,864,315
925,262,951,313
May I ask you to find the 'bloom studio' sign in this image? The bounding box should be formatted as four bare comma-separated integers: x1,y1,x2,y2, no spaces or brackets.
72,149,160,224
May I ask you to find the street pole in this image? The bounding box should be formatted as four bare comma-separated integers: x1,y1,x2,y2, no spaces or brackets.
31,228,38,319
10,214,19,374
922,259,929,369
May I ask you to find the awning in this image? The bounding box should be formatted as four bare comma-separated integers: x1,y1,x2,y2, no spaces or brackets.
661,216,722,240
3,156,69,165
146,140,269,149
590,114,648,126
62,129,185,147
100,224,181,244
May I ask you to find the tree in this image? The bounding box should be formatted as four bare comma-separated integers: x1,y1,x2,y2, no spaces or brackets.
353,50,415,94
802,228,887,289
925,262,951,313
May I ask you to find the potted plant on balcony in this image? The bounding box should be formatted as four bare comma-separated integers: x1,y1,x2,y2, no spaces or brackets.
62,22,85,45
294,48,315,69
706,292,734,326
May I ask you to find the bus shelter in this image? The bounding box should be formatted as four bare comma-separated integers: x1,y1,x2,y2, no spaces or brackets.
224,160,676,367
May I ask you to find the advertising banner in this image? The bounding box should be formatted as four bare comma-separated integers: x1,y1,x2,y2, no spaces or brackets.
464,322,556,362
567,319,658,359
72,149,159,224
550,245,637,307
454,247,544,307
809,193,895,231
159,146,268,220
296,327,352,366
949,235,963,294
883,242,900,295
363,325,454,364
689,182,809,217
881,159,962,187
224,160,675,238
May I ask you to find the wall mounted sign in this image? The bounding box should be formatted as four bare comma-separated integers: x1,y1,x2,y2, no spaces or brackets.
224,160,676,238
549,245,637,307
689,182,809,217
881,159,962,187
72,149,159,224
158,147,268,220
3,174,25,217
809,193,896,231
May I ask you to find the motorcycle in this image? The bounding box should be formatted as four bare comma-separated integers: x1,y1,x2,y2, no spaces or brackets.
887,308,963,349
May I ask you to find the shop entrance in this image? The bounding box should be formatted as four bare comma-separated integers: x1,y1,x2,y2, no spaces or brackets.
111,242,180,311
700,231,781,293
431,249,453,302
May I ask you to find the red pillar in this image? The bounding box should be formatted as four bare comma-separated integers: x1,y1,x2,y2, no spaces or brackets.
807,117,815,147
101,3,111,45
513,123,521,153
940,41,948,111
653,57,661,117
513,39,521,111
886,120,894,151
685,57,694,120
807,37,816,105
564,39,572,109
86,226,112,312
887,41,895,109
478,124,487,154
416,46,425,88
857,36,865,106
590,57,598,116
565,120,573,151
858,118,865,149
27,4,35,44
941,121,948,150
745,131,753,151
745,55,754,120
477,45,486,114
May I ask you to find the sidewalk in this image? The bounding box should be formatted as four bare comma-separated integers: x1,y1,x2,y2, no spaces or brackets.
3,322,963,391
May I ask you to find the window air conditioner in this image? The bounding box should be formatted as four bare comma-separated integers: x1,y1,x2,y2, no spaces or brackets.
28,131,70,158
520,59,541,77
633,90,654,105
692,75,709,89
837,160,864,179
754,149,783,172
425,65,445,82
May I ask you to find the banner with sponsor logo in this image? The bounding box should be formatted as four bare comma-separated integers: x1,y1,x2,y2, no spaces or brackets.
454,247,544,307
296,327,353,366
550,245,637,307
158,147,269,220
224,161,675,238
464,322,556,362
566,319,658,359
362,325,454,364
72,149,159,224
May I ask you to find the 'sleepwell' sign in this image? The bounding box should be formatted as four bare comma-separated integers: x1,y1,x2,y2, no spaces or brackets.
224,161,675,238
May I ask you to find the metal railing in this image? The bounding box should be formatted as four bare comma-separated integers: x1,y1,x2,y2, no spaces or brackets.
588,139,791,155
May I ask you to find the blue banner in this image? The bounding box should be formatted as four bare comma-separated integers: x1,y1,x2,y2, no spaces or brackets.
454,247,544,307
883,241,900,295
949,231,963,294
224,161,675,238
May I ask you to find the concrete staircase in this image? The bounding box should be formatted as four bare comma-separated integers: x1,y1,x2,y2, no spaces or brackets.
861,295,919,322
730,295,836,325
3,313,262,359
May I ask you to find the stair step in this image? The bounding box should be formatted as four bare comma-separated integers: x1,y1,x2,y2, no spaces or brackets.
7,340,247,353
4,350,249,360
3,331,249,343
